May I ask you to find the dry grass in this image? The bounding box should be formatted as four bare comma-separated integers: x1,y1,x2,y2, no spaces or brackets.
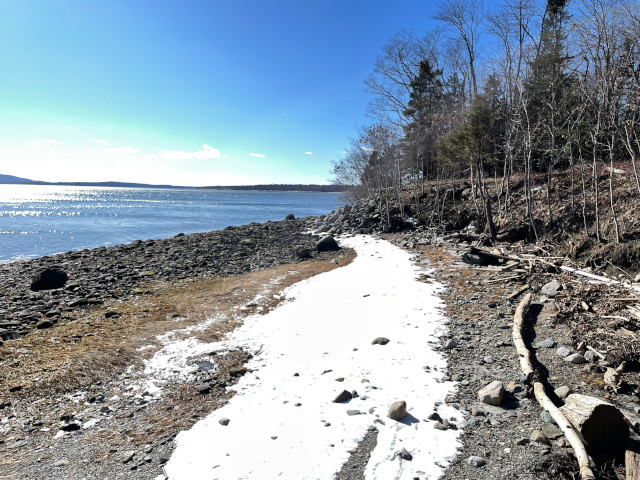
0,250,355,398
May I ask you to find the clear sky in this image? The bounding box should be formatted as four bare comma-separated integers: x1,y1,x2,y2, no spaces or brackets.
0,1,443,186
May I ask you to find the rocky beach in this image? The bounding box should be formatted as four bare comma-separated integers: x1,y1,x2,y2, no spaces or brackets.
1,204,640,479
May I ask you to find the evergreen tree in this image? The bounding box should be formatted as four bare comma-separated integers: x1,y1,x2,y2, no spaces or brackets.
402,60,444,185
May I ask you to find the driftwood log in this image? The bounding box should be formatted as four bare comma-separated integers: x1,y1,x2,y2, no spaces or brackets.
560,394,629,454
512,293,596,480
627,439,640,480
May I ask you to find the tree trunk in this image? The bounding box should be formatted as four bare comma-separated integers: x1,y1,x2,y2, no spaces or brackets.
560,393,629,454
608,138,620,244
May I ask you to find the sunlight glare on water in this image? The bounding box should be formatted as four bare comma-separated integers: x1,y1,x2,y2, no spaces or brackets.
0,185,342,262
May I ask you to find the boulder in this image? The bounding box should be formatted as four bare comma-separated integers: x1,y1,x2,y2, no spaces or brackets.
315,236,340,252
31,268,68,291
371,337,390,345
477,381,504,406
285,213,295,220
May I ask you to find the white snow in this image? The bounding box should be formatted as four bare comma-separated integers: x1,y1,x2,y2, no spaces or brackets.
161,235,462,480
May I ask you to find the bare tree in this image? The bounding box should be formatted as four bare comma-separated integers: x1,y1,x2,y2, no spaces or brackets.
364,29,442,128
435,0,486,98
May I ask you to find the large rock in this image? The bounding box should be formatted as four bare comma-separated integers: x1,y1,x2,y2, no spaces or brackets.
477,381,504,406
31,268,68,291
315,236,340,252
388,400,407,421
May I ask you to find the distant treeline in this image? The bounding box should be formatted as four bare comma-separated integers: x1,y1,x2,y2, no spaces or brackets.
200,184,351,193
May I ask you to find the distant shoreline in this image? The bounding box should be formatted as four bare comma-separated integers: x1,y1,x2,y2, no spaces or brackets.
0,174,350,193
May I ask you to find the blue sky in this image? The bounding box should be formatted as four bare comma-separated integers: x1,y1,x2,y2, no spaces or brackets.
0,1,443,186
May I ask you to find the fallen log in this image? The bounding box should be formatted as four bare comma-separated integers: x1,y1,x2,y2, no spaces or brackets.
627,439,640,480
512,293,595,480
560,394,629,454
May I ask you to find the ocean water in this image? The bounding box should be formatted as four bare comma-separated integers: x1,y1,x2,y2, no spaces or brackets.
0,185,343,262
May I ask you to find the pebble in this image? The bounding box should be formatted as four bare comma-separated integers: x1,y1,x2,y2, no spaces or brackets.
442,339,457,349
534,337,556,349
466,455,486,467
530,430,550,445
554,385,572,399
219,418,230,426
564,353,586,364
334,390,353,403
477,381,504,406
556,346,572,357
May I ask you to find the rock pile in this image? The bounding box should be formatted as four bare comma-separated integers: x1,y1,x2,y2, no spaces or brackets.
311,199,414,236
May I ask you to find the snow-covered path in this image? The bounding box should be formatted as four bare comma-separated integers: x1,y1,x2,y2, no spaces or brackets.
161,235,461,480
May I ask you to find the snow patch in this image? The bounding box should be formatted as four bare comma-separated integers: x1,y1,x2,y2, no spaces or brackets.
163,235,461,479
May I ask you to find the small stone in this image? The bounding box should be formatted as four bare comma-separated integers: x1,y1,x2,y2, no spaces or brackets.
60,421,81,432
442,339,457,349
388,401,407,421
391,448,413,461
434,422,450,431
530,430,550,445
540,280,562,297
584,351,599,362
334,390,353,403
371,337,390,345
535,337,556,349
471,407,485,417
556,346,572,357
483,355,495,364
541,423,563,439
564,353,586,364
347,410,361,416
228,366,247,377
541,410,555,424
427,412,442,421
53,459,70,467
121,451,135,464
467,456,486,467
477,381,504,406
219,418,230,426
554,385,572,399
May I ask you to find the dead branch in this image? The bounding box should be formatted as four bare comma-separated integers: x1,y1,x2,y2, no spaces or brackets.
512,293,595,480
